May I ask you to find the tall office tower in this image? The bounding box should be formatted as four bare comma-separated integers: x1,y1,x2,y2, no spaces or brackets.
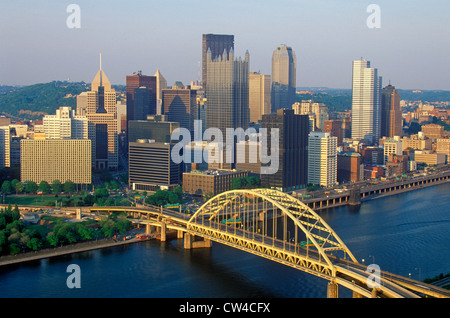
43,106,88,140
0,126,10,168
260,109,309,192
126,71,157,128
20,139,91,185
351,59,382,144
206,48,249,168
162,88,197,136
202,34,234,92
249,72,271,123
271,45,296,112
381,84,402,138
154,69,167,115
128,139,181,192
307,132,337,187
84,56,118,170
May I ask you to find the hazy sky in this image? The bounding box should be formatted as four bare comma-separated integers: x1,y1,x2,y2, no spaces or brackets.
1,0,449,90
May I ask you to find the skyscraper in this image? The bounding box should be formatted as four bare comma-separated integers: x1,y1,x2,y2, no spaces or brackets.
381,84,402,138
307,132,337,187
0,126,10,169
206,48,249,130
249,72,271,123
271,45,296,112
154,69,167,114
202,34,234,92
126,71,157,127
260,109,309,192
162,88,197,136
351,59,382,144
82,56,118,170
206,48,249,169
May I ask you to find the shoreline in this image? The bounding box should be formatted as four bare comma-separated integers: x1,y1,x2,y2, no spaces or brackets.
0,235,155,267
2,176,449,267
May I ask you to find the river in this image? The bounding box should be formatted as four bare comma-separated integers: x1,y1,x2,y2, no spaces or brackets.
1,183,449,298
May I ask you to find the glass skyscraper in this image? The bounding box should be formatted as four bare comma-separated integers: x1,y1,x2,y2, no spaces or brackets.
202,34,234,92
206,48,249,168
271,45,296,112
351,59,382,145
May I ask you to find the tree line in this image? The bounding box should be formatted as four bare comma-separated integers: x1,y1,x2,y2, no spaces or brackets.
1,179,77,195
0,204,133,256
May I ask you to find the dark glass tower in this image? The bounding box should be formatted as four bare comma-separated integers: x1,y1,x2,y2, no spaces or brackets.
381,84,402,138
261,109,309,192
271,45,296,112
202,34,234,92
126,72,157,129
162,88,197,137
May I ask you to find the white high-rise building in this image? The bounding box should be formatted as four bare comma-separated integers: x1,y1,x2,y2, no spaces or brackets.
43,106,88,140
351,59,382,144
308,131,337,187
0,126,10,168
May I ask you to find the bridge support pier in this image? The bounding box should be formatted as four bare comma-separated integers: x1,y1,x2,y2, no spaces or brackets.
160,221,166,242
177,230,184,239
327,281,339,298
184,233,212,249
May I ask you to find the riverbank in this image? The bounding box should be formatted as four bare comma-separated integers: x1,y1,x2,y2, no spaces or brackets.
0,234,154,267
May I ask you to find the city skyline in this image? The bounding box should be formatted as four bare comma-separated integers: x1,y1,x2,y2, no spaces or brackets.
1,1,450,90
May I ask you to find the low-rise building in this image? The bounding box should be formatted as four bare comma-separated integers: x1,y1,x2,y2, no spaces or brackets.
182,169,249,196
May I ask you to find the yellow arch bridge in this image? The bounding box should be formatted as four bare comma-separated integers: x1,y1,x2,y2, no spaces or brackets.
24,189,450,298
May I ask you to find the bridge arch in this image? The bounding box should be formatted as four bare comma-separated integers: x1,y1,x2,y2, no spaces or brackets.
187,188,358,279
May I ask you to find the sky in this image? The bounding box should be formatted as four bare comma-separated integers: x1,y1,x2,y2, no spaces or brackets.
0,0,449,90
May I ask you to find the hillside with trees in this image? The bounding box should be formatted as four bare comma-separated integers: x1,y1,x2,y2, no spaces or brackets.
0,81,125,120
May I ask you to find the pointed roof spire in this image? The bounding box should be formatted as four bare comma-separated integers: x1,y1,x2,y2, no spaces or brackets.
91,54,112,92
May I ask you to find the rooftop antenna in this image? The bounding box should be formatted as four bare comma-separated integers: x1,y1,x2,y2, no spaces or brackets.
99,53,103,85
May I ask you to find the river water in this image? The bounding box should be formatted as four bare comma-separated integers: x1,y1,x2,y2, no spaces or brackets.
1,183,449,298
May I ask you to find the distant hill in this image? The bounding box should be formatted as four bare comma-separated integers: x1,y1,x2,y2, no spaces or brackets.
0,82,449,121
296,87,450,113
0,81,89,120
0,81,125,121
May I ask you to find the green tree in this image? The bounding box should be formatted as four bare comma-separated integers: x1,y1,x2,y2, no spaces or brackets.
1,180,12,194
38,181,51,194
15,181,24,194
9,243,20,255
11,179,19,191
25,181,38,193
63,180,75,194
51,180,62,194
26,237,43,251
94,187,109,199
78,227,95,240
47,232,59,246
83,194,94,206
